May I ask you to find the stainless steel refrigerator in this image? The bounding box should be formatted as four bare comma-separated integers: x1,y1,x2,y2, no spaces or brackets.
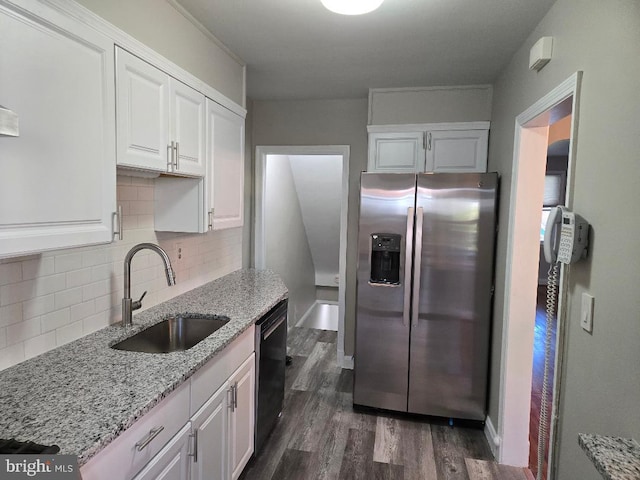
353,172,498,421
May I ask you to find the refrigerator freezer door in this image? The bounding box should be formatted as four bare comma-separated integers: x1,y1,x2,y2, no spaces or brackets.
408,173,498,420
354,173,416,411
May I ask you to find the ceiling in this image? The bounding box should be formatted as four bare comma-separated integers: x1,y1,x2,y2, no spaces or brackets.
175,0,557,100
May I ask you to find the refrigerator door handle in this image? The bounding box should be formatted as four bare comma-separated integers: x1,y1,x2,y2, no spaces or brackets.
411,207,424,327
403,207,415,327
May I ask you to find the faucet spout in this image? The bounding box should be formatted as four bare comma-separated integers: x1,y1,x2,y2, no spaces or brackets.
122,243,176,326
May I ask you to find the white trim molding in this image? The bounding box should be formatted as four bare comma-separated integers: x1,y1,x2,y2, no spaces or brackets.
497,72,582,467
484,415,501,460
367,121,490,134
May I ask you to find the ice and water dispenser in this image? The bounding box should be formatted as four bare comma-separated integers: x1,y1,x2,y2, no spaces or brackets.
369,233,401,285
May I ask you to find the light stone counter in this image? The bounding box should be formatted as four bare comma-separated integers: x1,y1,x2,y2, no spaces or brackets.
0,269,287,465
579,433,640,480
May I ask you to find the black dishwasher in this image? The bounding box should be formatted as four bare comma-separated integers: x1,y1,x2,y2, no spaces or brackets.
254,300,287,453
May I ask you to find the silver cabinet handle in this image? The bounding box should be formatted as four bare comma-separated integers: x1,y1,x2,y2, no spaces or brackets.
403,207,415,327
113,205,123,241
175,141,180,171
228,385,235,412
412,207,424,327
427,132,432,151
208,209,213,230
188,429,198,462
233,382,238,409
167,141,174,172
135,426,164,451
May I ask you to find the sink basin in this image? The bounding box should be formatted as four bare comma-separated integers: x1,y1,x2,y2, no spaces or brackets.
112,315,230,353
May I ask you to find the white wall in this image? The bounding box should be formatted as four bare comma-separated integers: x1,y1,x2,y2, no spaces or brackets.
487,0,640,477
288,155,342,286
74,0,245,106
252,99,369,355
0,175,242,371
264,155,316,324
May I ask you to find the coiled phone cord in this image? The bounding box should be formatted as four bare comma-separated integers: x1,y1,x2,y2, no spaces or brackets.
537,263,558,480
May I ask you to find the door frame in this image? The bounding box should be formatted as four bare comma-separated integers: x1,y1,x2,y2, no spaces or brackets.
254,145,350,367
496,72,582,471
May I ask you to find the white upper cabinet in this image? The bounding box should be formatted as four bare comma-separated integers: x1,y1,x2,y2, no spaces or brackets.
368,131,426,173
116,48,205,177
367,122,489,174
206,99,245,231
116,48,169,172
0,0,116,258
426,129,488,173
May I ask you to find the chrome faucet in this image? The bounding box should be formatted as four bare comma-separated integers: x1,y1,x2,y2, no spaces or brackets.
122,243,176,326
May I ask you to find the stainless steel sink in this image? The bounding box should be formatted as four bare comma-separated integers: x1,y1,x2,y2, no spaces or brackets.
112,315,230,353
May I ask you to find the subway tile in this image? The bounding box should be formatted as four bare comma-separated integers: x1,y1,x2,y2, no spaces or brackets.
91,264,113,282
94,294,113,314
66,268,92,288
55,320,83,347
23,295,55,320
54,287,84,310
137,186,154,201
22,257,55,281
41,308,71,333
24,331,57,360
137,215,154,229
129,201,154,215
116,175,132,185
83,311,108,335
82,280,110,302
117,185,138,201
122,214,138,231
35,273,67,296
0,303,23,327
0,343,25,371
0,279,36,306
6,317,41,344
0,262,23,286
55,253,83,273
82,250,108,268
70,300,96,322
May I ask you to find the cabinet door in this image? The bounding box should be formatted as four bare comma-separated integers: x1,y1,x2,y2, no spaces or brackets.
170,79,205,176
0,1,116,258
133,423,191,480
190,381,229,480
116,47,170,173
368,132,426,172
206,100,245,230
425,129,488,173
228,353,255,480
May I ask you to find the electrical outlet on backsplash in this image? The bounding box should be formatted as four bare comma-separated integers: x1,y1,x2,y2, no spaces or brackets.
0,175,243,371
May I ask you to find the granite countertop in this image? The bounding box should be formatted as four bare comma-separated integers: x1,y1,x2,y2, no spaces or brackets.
0,269,287,465
579,433,640,480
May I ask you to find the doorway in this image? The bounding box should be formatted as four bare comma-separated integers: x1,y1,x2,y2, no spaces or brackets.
496,72,582,478
254,145,350,367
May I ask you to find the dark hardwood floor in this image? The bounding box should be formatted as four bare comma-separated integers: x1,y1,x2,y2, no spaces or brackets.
528,286,557,479
240,326,530,480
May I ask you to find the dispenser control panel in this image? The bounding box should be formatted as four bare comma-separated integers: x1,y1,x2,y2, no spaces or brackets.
370,233,401,285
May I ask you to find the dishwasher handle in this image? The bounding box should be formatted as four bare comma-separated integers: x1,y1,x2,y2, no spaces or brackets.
263,315,286,340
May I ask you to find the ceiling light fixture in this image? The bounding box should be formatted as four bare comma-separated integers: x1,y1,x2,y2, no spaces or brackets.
321,0,384,15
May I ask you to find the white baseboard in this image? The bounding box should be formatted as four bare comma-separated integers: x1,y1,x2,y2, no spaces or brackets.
338,352,354,370
485,415,501,460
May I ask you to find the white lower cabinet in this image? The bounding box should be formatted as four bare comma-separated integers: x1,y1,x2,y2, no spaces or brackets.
228,355,256,480
133,424,192,480
80,326,255,480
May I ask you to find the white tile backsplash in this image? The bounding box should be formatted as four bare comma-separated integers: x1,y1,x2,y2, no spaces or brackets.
0,175,243,370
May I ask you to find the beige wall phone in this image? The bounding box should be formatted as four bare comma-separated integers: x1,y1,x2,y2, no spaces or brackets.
543,206,589,264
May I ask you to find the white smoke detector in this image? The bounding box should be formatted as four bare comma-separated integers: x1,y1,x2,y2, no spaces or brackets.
529,37,553,71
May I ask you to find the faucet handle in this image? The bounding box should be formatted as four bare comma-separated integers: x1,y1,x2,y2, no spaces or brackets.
132,291,147,311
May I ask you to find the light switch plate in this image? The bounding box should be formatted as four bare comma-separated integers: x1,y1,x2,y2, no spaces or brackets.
581,293,594,333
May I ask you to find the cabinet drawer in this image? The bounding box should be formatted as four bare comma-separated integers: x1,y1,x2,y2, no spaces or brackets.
190,325,254,415
81,381,190,480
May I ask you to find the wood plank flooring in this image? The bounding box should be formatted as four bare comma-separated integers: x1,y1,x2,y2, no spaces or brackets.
240,326,530,480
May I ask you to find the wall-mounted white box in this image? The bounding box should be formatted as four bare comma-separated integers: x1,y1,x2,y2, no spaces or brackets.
529,37,553,71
